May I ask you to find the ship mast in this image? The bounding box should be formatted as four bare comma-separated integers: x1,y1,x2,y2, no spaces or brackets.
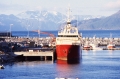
67,8,71,24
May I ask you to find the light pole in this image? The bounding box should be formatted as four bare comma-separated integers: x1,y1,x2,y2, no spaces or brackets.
10,24,13,52
35,16,41,38
38,18,41,46
27,25,30,38
38,23,40,38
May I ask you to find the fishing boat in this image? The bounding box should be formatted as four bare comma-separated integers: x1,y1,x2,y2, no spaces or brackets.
56,8,82,63
83,41,91,50
107,34,115,49
107,42,115,49
89,36,103,50
90,43,103,50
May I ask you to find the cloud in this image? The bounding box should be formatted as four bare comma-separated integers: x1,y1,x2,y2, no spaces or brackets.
0,3,34,14
105,0,120,10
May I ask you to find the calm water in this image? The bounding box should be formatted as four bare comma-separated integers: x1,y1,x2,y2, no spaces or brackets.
1,50,120,79
1,30,120,79
12,30,120,38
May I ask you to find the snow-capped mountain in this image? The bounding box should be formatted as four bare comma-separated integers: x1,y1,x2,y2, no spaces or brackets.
17,10,66,23
77,10,120,30
0,10,109,31
16,10,104,31
72,15,103,21
16,10,67,31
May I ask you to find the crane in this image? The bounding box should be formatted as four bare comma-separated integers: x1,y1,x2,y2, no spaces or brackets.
32,30,55,38
32,30,56,47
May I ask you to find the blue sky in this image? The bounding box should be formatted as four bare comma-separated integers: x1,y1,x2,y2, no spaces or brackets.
0,0,120,16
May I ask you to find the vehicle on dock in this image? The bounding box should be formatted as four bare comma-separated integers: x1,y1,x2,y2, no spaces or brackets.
56,8,82,63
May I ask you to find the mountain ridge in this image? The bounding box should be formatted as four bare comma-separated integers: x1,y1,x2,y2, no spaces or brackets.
77,10,120,30
0,10,120,31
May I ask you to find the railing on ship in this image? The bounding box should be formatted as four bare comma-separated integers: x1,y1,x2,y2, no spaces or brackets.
58,35,78,37
56,37,79,40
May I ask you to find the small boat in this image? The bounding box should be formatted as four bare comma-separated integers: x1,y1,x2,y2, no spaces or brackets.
107,42,115,49
90,43,103,50
0,65,5,69
89,36,103,50
107,34,115,49
83,41,91,50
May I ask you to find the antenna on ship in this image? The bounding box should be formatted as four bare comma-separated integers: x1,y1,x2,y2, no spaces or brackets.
77,11,79,27
67,7,71,24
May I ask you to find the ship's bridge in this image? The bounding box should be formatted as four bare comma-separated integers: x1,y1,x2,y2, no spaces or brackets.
57,25,80,40
58,24,78,34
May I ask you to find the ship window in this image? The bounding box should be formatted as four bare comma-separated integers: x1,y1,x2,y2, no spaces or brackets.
58,35,78,37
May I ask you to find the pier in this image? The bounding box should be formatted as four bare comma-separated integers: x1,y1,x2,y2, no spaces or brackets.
1,36,120,50
83,48,120,50
1,36,120,62
14,49,54,61
82,37,120,46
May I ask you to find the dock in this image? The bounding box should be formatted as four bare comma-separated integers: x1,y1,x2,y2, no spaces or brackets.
83,48,120,50
14,49,54,61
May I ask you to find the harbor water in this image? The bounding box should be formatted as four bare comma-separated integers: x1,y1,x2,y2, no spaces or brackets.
12,30,120,38
1,50,120,79
1,30,120,79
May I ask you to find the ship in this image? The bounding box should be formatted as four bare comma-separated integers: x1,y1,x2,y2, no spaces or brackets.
56,8,82,63
107,41,115,49
83,41,91,50
89,36,103,50
107,34,115,49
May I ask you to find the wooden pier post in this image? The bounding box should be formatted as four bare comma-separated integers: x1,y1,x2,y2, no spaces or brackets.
45,56,47,61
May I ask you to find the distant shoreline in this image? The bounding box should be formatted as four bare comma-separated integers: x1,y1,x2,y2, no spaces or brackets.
1,29,120,32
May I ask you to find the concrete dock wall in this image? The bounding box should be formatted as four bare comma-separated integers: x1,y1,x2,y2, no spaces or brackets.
14,51,54,61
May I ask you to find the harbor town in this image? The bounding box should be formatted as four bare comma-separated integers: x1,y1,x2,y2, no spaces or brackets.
0,31,120,64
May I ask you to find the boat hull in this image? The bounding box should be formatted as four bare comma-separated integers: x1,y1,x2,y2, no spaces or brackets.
56,45,81,63
107,45,115,49
83,46,91,50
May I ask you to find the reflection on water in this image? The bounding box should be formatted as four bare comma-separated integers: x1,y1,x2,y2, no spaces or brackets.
56,62,81,78
1,50,120,79
56,59,80,64
14,61,53,66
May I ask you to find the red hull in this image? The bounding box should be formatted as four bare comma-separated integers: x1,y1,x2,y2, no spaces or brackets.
83,46,91,50
56,45,81,62
107,46,115,49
